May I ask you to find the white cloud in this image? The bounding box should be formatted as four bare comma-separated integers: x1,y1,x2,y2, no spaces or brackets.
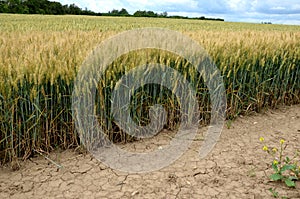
252,0,300,14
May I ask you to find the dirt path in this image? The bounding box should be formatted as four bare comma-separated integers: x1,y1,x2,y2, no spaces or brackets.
1,105,300,199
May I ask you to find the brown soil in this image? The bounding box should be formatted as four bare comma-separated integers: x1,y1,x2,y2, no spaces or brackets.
1,105,300,199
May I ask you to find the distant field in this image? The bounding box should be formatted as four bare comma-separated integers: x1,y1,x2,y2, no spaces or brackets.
0,14,299,163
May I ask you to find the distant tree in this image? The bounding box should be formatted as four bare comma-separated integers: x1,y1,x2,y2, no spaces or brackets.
0,1,10,13
169,15,188,19
23,0,44,14
118,8,129,16
48,1,64,14
146,11,156,17
68,3,81,15
161,11,168,17
261,21,272,24
6,0,24,13
133,10,158,17
107,8,129,16
133,10,143,17
109,9,119,15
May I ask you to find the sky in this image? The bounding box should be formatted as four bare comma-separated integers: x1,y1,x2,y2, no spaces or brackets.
55,0,300,25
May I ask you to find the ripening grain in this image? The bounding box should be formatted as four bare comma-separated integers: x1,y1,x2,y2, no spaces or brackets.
0,14,299,163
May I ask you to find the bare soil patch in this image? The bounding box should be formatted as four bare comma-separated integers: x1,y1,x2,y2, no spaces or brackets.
1,105,300,198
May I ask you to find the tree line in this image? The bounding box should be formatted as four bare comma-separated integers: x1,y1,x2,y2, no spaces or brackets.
0,0,98,15
0,0,224,21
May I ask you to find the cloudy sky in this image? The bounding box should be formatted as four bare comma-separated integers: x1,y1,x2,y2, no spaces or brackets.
55,0,300,25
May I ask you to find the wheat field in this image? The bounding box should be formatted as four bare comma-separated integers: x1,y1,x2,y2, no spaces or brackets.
0,14,299,164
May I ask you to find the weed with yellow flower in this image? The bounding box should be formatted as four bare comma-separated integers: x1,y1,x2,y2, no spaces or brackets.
260,137,299,189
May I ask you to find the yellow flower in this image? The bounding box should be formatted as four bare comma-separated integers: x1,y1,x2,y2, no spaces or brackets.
263,146,268,151
259,137,265,142
272,148,278,153
273,160,279,165
280,139,285,145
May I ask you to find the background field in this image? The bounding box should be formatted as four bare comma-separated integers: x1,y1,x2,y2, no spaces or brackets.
0,14,299,164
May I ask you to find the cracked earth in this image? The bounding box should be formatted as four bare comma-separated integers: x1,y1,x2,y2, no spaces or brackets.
1,105,300,198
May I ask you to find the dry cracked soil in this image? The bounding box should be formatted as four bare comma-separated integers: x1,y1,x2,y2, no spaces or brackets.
1,105,300,199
